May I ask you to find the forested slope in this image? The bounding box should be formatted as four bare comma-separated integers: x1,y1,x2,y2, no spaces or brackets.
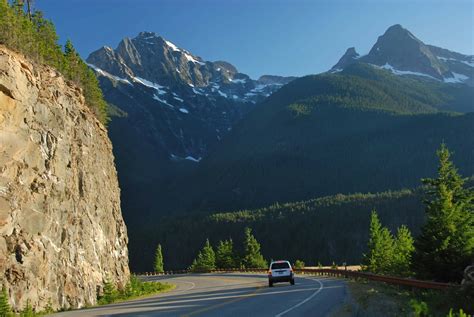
164,64,474,214
132,189,425,271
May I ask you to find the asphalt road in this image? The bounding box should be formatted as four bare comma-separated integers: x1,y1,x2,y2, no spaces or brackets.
52,273,348,317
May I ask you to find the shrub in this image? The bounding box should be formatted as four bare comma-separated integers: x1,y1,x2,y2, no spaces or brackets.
294,260,305,269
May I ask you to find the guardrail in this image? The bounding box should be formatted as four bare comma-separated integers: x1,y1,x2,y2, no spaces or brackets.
137,267,456,290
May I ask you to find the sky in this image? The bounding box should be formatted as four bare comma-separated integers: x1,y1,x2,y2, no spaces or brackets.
37,0,473,79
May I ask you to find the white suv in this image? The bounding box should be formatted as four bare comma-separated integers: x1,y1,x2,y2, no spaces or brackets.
268,260,295,287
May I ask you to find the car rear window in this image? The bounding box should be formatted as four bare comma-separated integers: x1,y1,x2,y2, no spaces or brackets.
271,262,290,269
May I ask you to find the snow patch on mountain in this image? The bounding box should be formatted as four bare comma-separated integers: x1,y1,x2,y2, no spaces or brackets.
133,76,168,95
185,156,201,162
184,53,206,66
444,72,469,84
170,154,201,163
165,39,205,65
437,56,474,68
165,40,180,52
87,63,132,85
193,88,205,95
379,63,439,80
153,94,174,107
230,78,247,84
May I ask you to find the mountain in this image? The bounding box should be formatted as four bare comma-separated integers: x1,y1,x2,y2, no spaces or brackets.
330,24,474,86
86,32,295,228
165,63,474,214
87,31,295,164
90,26,474,271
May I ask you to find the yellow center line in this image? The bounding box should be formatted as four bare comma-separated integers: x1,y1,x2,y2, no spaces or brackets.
179,283,266,317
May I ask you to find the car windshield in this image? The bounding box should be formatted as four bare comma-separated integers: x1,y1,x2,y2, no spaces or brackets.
271,262,290,269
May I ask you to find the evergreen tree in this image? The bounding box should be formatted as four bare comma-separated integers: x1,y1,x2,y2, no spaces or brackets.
363,210,395,274
64,39,81,82
215,239,236,269
190,239,215,272
391,225,414,277
154,244,164,273
294,260,305,269
0,287,12,317
0,2,109,124
100,276,117,304
413,144,474,282
19,299,33,317
242,227,267,268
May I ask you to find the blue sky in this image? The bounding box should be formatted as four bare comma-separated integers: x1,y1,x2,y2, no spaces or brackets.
38,0,473,79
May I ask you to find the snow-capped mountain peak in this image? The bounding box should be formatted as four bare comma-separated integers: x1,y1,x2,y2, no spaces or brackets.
86,31,296,162
330,24,473,86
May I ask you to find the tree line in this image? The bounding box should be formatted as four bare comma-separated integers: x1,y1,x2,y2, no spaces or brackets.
133,188,424,272
153,227,268,273
0,0,108,123
145,144,473,286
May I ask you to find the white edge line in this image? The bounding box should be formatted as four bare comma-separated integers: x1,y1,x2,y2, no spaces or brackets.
274,278,324,317
177,281,196,293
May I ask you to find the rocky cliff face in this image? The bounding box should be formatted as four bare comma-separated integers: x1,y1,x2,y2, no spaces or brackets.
0,46,129,311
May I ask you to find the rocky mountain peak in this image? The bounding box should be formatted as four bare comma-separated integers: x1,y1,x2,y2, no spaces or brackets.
368,24,424,56
330,47,360,71
136,31,159,38
383,24,414,37
329,24,473,85
86,31,296,171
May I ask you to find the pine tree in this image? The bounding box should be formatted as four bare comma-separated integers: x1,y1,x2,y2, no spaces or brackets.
215,239,236,269
363,210,395,274
294,259,305,269
0,286,12,317
154,244,164,273
100,276,117,304
391,225,414,277
242,227,267,268
64,39,81,82
413,144,474,282
190,239,216,272
19,299,34,317
0,2,109,124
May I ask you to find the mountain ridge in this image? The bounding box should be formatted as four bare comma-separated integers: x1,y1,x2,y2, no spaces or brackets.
330,24,473,86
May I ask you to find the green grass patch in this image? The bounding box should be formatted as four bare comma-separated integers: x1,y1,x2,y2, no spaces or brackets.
97,275,175,305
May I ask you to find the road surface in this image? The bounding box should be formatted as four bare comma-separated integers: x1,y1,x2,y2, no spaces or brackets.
52,273,348,316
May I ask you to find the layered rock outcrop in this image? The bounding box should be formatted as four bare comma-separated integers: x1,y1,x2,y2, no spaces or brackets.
0,45,129,311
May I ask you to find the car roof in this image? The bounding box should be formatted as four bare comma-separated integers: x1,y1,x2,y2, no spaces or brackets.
271,260,290,264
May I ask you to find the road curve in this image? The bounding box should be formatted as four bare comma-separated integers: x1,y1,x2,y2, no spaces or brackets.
51,273,348,317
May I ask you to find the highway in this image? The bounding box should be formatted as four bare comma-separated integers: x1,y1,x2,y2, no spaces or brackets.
52,273,348,316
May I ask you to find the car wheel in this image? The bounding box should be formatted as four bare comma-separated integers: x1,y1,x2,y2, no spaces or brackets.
290,279,295,285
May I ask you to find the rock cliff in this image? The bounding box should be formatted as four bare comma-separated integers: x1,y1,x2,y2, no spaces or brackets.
0,45,129,311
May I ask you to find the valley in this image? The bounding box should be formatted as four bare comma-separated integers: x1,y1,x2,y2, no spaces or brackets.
89,25,474,272
0,1,473,315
